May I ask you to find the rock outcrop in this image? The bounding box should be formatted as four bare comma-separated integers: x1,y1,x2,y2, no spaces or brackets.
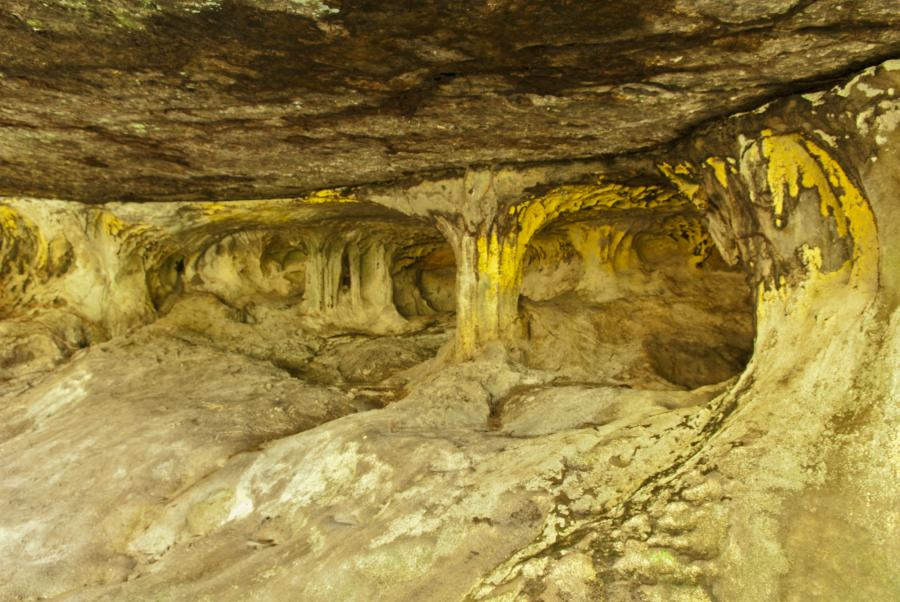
0,12,897,602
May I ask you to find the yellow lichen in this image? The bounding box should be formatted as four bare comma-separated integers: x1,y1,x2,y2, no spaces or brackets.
799,244,823,273
454,180,686,357
507,179,683,268
568,223,630,269
0,205,20,233
659,163,706,210
705,157,730,189
302,188,358,204
454,225,526,357
0,204,49,272
517,180,680,227
760,129,878,283
756,276,789,320
197,188,357,224
663,215,713,267
99,211,128,237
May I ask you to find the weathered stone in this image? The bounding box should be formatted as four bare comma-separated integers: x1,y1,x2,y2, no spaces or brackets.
0,12,897,602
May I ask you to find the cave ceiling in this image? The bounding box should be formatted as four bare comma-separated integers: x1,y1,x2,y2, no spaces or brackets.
1,0,898,202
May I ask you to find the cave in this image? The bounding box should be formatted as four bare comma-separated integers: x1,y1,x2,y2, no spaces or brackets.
0,3,898,601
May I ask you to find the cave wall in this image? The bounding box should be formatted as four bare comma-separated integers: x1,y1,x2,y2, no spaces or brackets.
0,60,897,602
518,217,753,388
1,168,756,389
563,59,899,601
0,195,448,377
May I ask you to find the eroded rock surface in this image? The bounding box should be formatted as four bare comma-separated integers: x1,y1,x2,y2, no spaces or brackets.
0,19,897,602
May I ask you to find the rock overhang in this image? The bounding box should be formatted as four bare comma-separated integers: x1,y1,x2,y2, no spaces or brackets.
1,0,899,202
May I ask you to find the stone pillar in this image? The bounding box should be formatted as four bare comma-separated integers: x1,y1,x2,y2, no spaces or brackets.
359,240,396,312
367,166,677,357
302,232,407,332
432,169,562,359
345,240,363,309
436,215,528,359
302,235,344,314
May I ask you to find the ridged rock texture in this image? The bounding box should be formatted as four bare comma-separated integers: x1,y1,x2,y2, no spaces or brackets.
0,3,898,602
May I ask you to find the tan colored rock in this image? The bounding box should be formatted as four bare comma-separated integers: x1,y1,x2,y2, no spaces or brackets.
0,40,897,602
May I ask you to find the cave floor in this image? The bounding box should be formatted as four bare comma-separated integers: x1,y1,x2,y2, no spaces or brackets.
0,293,733,601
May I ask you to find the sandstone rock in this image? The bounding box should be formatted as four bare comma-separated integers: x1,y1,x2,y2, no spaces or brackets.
0,15,897,602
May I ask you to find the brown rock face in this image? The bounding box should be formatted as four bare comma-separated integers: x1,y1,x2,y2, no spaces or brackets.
1,0,899,200
0,5,898,602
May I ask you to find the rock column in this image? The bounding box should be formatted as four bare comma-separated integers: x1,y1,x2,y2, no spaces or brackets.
434,169,594,358
302,233,406,332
